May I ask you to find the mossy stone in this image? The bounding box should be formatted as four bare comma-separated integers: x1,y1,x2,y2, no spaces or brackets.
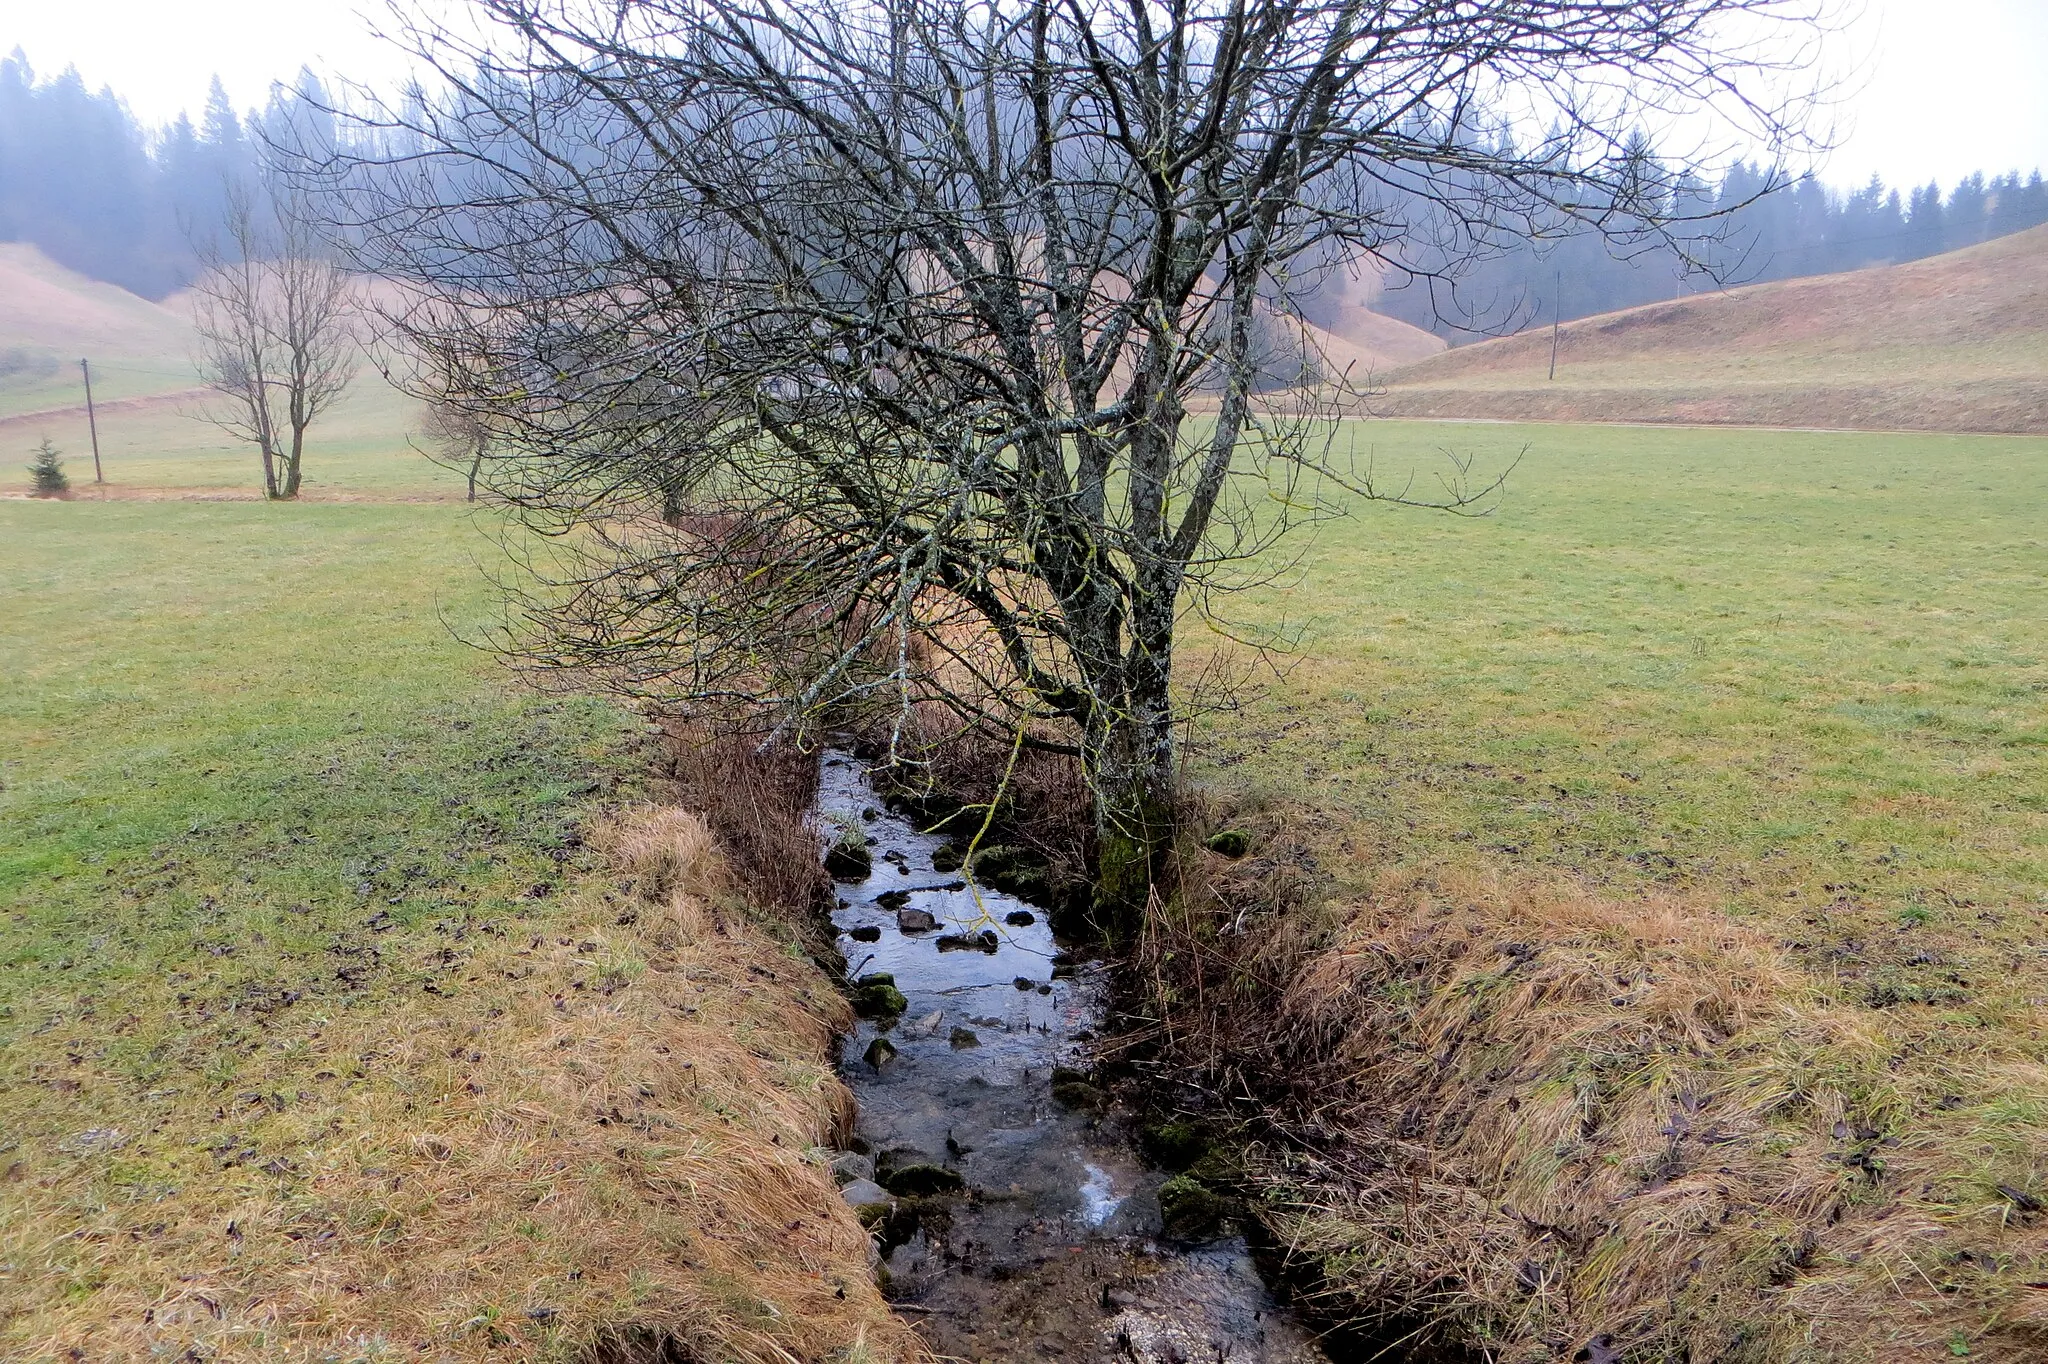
825,834,873,880
1187,1146,1243,1186
1158,1174,1229,1240
985,862,1054,902
1141,1120,1211,1171
1204,829,1251,859
1050,1077,1107,1112
879,1163,965,1197
851,974,907,1019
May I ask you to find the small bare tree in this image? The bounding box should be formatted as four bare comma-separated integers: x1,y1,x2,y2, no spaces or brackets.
313,0,1826,922
190,185,358,500
418,398,491,501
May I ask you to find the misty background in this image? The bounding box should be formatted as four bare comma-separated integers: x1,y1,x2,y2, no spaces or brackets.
3,0,2047,342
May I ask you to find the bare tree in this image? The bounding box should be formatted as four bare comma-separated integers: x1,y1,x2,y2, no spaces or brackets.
190,185,358,500
313,0,1826,921
418,397,491,501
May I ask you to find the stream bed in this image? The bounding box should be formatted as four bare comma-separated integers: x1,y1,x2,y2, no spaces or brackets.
816,751,1328,1363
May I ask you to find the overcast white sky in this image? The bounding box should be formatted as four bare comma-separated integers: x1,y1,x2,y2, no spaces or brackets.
5,0,2045,191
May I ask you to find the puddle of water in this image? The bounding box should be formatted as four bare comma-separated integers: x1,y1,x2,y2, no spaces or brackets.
818,751,1327,1363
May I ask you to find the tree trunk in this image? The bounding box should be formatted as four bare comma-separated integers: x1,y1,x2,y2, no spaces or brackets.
1088,706,1176,939
1085,586,1178,936
280,424,305,499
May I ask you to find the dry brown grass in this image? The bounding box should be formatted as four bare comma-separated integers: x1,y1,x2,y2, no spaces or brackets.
661,727,832,925
1370,224,2048,434
1134,835,2048,1361
0,807,923,1364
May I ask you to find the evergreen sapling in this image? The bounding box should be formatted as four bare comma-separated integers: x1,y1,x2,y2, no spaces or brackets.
28,438,69,498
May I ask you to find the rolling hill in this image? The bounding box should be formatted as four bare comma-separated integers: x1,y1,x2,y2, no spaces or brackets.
1375,223,2048,434
1300,304,1446,379
0,244,203,421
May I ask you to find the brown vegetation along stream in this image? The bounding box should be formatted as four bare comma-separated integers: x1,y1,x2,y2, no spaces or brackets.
1110,812,2048,1362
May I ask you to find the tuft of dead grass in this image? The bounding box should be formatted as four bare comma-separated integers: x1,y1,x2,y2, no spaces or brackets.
0,806,923,1364
1132,831,2048,1362
661,726,832,925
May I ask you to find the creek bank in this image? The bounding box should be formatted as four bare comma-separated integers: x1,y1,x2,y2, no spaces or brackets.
811,750,1328,1363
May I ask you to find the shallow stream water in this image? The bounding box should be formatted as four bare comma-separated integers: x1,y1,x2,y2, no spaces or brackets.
816,751,1327,1363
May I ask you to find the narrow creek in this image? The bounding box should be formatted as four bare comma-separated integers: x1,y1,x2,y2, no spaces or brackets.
814,750,1329,1363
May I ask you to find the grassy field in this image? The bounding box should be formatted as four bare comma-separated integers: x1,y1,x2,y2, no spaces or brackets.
7,400,2046,1359
0,495,913,1362
1175,419,2048,1360
1205,419,2046,919
2,379,451,499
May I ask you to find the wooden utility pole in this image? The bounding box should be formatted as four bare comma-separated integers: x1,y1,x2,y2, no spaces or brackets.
80,359,104,484
1547,270,1561,382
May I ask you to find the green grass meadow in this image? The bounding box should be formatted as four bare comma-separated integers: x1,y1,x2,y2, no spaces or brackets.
1197,420,2048,1001
9,416,2044,1021
0,497,636,1102
7,380,458,497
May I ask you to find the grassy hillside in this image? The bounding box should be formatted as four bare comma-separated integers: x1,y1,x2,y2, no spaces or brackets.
1375,225,2048,433
0,500,917,1362
0,244,201,419
1168,419,2048,1359
1300,301,1446,378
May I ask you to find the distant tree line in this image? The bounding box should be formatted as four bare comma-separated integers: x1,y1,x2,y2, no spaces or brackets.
1356,161,2048,340
0,50,337,297
1,43,2043,342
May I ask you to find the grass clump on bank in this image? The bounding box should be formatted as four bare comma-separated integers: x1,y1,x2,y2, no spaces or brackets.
0,501,918,1363
1139,422,2048,1360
